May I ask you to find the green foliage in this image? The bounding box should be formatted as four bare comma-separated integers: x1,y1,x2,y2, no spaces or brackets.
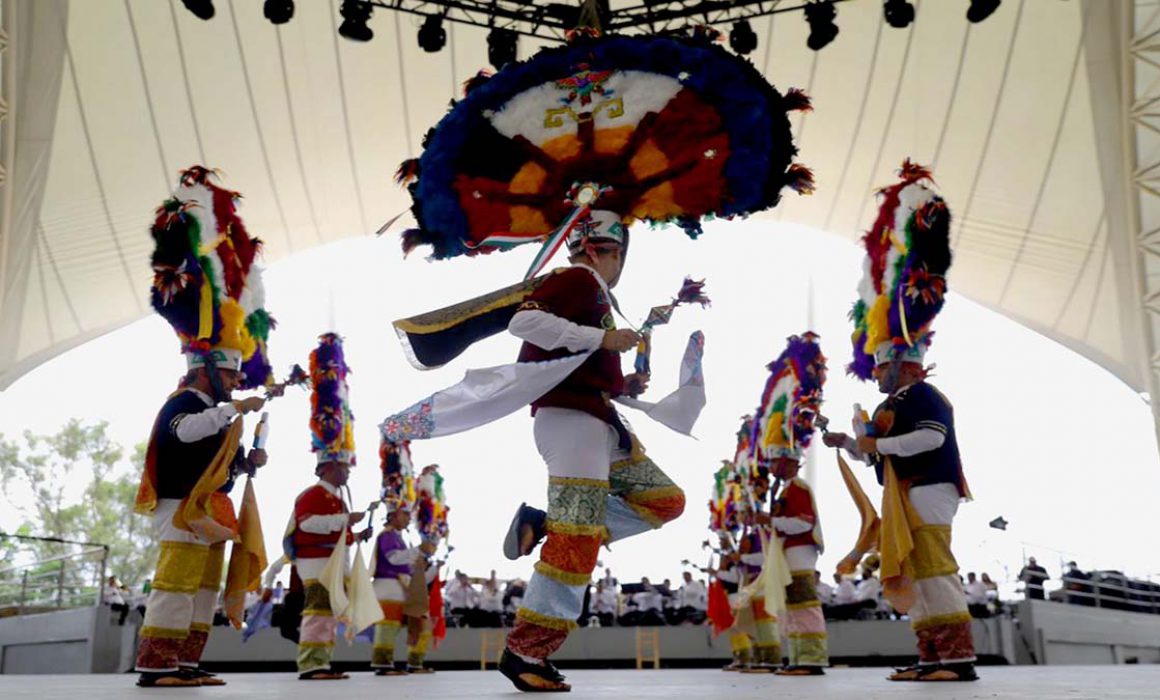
0,420,157,589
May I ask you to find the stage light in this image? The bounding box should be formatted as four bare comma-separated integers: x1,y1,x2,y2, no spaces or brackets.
181,0,215,21
729,20,758,55
804,1,839,51
989,516,1009,531
339,0,374,42
883,0,914,29
488,28,519,70
264,0,294,25
418,15,447,53
967,0,1001,24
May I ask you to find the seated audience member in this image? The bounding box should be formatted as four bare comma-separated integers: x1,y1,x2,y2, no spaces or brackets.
619,578,666,626
592,579,619,627
503,578,526,626
963,572,990,618
669,571,707,625
444,570,480,627
478,573,505,628
103,576,130,625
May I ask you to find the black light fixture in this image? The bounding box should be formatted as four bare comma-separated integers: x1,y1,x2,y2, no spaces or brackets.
418,15,447,53
966,0,1001,24
181,0,215,21
263,0,294,25
804,1,839,51
339,0,374,42
883,0,915,29
729,20,758,55
487,28,519,70
988,516,1009,531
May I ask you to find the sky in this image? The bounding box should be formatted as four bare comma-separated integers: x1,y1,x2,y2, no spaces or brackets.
2,219,1159,597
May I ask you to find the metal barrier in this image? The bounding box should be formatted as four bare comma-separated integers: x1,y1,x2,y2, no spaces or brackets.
0,534,110,614
1045,572,1160,615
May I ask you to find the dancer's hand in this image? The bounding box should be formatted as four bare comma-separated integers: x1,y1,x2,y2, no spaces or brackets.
602,329,640,353
623,372,650,396
248,448,268,469
420,541,438,555
348,512,366,526
822,432,849,448
358,527,373,542
236,396,266,414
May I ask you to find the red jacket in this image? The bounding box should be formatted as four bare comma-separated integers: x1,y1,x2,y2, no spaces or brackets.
290,483,353,559
775,479,824,552
517,267,624,424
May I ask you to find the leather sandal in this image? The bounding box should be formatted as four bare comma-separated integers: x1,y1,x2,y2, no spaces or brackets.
499,649,571,692
503,503,546,560
136,672,200,688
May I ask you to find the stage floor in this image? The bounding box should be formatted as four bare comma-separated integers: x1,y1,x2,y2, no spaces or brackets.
2,666,1158,699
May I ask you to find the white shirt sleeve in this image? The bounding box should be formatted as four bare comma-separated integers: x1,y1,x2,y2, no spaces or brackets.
173,404,238,442
772,517,814,535
387,546,422,566
508,309,606,353
876,428,946,457
299,513,349,535
740,552,763,566
262,555,288,588
716,569,740,583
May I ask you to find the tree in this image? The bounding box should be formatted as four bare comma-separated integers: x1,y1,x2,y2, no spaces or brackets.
0,420,157,595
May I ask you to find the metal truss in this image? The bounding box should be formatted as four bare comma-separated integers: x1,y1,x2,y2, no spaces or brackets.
368,0,850,42
1123,1,1160,447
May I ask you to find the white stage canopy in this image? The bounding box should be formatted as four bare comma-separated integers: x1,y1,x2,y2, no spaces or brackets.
1,0,1157,440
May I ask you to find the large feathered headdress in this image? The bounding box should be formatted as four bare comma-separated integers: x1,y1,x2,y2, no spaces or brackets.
415,465,449,542
380,438,416,513
149,166,274,387
751,332,827,463
310,333,355,466
848,160,951,380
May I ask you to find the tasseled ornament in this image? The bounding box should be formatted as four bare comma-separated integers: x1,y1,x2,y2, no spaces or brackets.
675,277,711,308
785,163,816,195
783,88,813,113
400,228,425,257
395,159,421,186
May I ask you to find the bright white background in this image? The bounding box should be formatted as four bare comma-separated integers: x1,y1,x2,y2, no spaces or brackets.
2,219,1157,596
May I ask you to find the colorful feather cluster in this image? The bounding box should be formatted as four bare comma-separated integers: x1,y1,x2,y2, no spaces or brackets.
309,333,355,464
380,438,416,512
149,166,275,388
397,33,811,260
708,459,743,535
750,333,827,464
415,465,450,542
848,160,952,380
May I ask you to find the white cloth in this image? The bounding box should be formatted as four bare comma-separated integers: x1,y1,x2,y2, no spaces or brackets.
909,482,961,526
173,388,238,443
373,577,406,601
593,588,619,614
534,407,621,480
299,480,349,535
834,578,857,605
508,309,606,353
631,589,663,612
876,428,946,457
783,544,818,573
676,581,707,610
964,580,988,606
816,580,835,606
772,517,813,536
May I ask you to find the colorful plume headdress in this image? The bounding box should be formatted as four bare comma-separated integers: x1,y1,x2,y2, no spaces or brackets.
310,333,355,465
415,465,449,543
380,438,416,513
708,459,743,536
751,332,827,464
150,166,275,388
396,33,813,277
848,160,952,380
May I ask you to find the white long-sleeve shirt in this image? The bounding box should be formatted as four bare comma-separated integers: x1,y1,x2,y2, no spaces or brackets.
507,264,610,353
298,481,349,535
964,580,988,605
676,581,707,610
593,588,619,614
173,388,239,442
838,428,945,461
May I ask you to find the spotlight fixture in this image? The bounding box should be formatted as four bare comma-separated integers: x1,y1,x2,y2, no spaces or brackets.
967,0,1001,24
729,20,758,56
418,15,447,53
181,0,215,21
339,0,374,42
883,0,914,29
804,1,839,51
487,28,519,70
988,516,1009,531
263,0,294,25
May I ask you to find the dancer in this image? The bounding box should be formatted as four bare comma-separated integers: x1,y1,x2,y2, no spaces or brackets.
285,334,367,681
822,161,977,682
134,167,274,688
371,440,441,676
750,333,828,675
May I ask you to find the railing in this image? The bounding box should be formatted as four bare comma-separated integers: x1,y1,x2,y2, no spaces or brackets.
0,535,110,615
1041,572,1160,615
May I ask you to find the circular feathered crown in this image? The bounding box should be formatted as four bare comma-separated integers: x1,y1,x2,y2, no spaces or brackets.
380,438,416,513
309,333,355,466
751,332,827,463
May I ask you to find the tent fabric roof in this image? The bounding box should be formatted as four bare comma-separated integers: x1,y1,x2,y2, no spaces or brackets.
0,0,1141,393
